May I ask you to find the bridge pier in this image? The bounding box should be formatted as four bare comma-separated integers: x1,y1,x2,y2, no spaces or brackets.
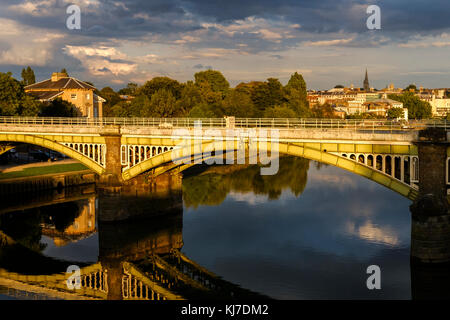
98,125,123,187
97,174,183,222
410,128,450,264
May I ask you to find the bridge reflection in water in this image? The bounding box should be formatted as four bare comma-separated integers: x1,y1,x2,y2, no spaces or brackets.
0,179,269,300
1,152,450,300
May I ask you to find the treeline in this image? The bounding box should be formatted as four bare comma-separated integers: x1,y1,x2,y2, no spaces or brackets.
99,70,312,118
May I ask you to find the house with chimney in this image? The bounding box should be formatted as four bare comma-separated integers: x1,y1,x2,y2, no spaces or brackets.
25,72,105,118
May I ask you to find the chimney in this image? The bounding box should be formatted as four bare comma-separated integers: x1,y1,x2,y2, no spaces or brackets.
51,72,68,82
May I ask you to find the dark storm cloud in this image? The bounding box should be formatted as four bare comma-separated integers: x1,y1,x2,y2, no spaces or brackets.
0,0,203,40
182,0,450,35
193,64,212,69
3,1,450,43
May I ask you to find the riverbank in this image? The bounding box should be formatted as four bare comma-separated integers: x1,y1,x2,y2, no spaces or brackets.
0,160,95,195
0,159,88,181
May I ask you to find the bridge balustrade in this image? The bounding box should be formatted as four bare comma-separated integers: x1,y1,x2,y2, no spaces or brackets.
1,116,450,132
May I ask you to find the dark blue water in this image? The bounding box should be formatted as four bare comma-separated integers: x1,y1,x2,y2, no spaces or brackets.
181,163,412,299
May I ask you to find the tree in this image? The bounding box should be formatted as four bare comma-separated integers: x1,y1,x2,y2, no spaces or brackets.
0,72,40,116
138,77,182,99
118,83,138,96
142,89,177,117
111,101,133,117
223,89,257,117
60,68,68,75
19,95,40,116
39,98,79,117
21,66,36,86
387,107,405,119
284,72,309,117
311,103,339,118
266,78,284,107
188,103,222,118
194,70,229,94
285,72,307,102
388,92,432,119
404,84,417,92
99,87,121,116
194,70,229,104
334,85,344,88
250,82,271,116
263,105,297,118
175,81,205,116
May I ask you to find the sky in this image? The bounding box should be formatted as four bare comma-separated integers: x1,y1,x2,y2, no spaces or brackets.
0,0,449,90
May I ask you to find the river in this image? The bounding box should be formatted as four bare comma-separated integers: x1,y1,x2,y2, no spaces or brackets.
0,156,421,299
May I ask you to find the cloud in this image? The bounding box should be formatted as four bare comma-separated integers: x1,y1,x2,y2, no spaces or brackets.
0,18,64,66
193,64,212,69
63,45,138,76
304,38,355,47
0,0,450,89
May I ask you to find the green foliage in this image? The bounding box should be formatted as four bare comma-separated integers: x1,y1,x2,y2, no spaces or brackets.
111,101,133,117
19,95,41,116
105,71,311,118
182,156,310,208
266,78,284,107
0,72,40,116
99,86,121,116
387,107,405,119
175,81,205,116
404,84,417,92
144,89,177,117
138,77,182,99
264,105,297,118
188,103,222,118
250,82,271,115
194,70,230,96
388,92,432,119
118,82,138,95
21,66,36,86
60,68,68,76
285,72,307,102
311,103,339,118
39,98,79,117
222,89,257,117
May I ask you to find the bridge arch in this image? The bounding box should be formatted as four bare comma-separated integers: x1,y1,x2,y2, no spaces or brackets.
122,140,418,200
0,134,105,175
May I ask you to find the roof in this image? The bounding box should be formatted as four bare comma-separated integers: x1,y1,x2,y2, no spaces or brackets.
94,93,106,102
25,77,96,91
27,90,63,101
369,98,403,104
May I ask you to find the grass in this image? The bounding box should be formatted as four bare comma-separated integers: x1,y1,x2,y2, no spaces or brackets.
0,163,89,180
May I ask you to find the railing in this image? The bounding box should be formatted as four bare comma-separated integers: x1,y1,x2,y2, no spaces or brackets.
0,116,449,131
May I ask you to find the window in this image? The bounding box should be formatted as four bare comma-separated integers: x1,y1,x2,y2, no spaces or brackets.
86,93,90,99
71,93,77,99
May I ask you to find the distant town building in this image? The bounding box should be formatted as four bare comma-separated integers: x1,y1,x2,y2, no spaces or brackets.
25,72,105,118
119,95,135,103
363,69,370,92
365,98,404,117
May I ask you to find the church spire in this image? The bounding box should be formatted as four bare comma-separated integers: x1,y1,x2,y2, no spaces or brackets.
363,69,370,92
